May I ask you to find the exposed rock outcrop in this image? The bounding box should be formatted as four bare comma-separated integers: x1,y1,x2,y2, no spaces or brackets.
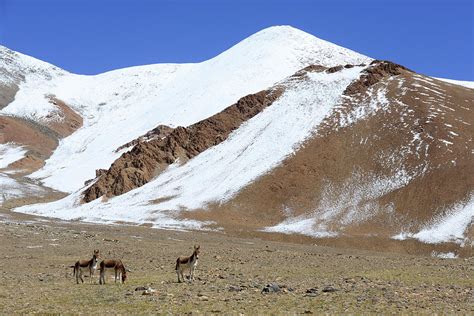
344,60,410,95
44,96,83,137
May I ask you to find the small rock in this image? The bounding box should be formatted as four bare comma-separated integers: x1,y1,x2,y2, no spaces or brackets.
229,285,242,292
306,288,318,294
199,295,209,301
322,286,338,293
262,283,280,294
142,288,156,296
135,286,148,291
102,238,119,243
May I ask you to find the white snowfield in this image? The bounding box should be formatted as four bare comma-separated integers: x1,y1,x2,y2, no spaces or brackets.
393,197,474,246
15,66,366,229
435,77,474,89
0,25,371,193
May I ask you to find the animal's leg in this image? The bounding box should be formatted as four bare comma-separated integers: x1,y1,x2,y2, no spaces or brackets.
186,269,191,283
115,270,118,283
176,270,181,283
190,267,194,282
79,270,84,283
75,268,79,284
100,271,105,285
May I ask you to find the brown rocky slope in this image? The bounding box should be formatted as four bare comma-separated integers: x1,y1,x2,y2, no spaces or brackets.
188,61,473,244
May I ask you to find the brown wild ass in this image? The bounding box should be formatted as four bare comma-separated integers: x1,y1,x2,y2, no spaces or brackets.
73,249,100,284
99,259,128,284
176,245,200,283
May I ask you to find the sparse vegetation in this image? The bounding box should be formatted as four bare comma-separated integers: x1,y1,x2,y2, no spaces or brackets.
0,210,472,314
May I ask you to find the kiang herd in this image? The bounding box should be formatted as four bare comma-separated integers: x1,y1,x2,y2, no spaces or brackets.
70,245,201,285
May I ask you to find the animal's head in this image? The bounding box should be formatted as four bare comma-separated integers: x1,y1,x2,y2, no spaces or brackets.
93,249,100,258
194,245,201,257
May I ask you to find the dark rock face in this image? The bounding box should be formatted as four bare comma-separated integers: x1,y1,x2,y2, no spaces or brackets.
344,60,410,95
326,65,344,73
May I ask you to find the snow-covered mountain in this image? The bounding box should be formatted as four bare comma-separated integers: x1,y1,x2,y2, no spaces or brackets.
1,26,472,252
1,26,370,192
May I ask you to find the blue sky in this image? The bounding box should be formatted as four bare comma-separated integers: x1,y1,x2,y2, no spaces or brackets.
0,0,472,79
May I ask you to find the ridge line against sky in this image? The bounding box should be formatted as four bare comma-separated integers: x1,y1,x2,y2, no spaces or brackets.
0,0,472,80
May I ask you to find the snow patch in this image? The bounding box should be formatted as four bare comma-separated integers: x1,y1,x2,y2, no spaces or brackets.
392,197,474,245
264,217,338,238
0,173,46,205
431,251,458,259
266,169,414,238
0,143,26,168
335,85,390,129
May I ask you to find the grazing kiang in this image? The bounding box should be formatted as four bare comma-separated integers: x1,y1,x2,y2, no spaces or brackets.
72,249,100,284
99,259,128,284
176,245,200,283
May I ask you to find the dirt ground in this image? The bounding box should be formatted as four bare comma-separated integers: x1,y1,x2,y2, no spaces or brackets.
0,208,472,314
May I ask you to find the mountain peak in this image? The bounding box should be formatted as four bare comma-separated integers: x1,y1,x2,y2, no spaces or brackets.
247,25,321,41
210,25,371,70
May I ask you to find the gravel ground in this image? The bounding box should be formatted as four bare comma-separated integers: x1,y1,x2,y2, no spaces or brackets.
0,209,472,314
